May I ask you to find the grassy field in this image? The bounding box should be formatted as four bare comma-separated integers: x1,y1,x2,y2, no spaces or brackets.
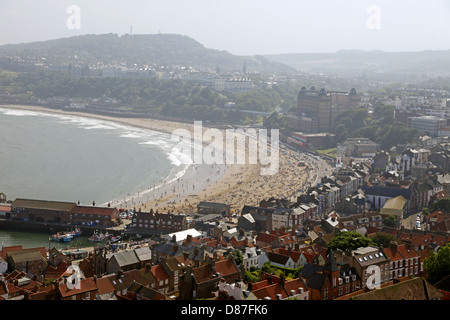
316,147,337,158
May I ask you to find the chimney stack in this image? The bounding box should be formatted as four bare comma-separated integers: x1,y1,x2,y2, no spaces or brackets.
389,241,398,252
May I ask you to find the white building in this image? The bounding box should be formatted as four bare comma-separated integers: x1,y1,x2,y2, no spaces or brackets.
224,78,253,93
407,115,447,137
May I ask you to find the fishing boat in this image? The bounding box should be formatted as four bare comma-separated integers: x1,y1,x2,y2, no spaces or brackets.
69,228,82,237
51,232,73,242
108,235,121,243
88,231,111,242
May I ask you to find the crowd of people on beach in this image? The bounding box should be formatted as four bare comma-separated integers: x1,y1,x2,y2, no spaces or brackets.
115,145,327,215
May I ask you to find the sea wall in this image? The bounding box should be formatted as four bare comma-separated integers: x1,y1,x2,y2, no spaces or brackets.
0,218,122,236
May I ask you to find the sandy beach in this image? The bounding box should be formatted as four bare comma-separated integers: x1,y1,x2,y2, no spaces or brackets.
2,104,315,214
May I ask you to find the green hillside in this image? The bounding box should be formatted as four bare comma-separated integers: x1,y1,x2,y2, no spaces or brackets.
0,33,294,74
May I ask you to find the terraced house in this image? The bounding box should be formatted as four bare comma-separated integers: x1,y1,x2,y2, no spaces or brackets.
131,210,187,233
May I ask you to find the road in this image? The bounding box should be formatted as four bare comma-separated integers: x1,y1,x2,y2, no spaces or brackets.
402,212,424,231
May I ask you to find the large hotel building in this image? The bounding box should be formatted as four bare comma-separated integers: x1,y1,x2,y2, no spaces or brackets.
287,86,361,133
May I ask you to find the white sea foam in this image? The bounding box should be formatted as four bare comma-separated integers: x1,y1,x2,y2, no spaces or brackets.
0,108,42,117
120,132,143,138
1,107,220,209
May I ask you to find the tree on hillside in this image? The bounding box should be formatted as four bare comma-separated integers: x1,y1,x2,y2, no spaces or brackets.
370,232,397,248
231,249,244,266
263,112,287,132
383,215,397,228
326,231,375,253
431,197,450,213
423,243,450,284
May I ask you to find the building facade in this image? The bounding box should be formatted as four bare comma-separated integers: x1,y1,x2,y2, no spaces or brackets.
288,86,361,133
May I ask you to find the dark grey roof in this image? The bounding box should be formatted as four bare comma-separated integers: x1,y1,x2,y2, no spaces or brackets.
134,247,152,262
306,273,326,290
301,263,324,278
267,252,290,265
127,281,161,299
111,250,139,267
153,242,183,256
241,205,275,215
361,185,411,199
198,202,230,209
323,251,339,273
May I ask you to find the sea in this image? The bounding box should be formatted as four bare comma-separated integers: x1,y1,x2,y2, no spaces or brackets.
0,106,193,249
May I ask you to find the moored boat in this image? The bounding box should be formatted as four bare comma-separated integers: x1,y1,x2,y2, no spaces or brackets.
108,236,121,243
50,232,73,242
88,231,111,242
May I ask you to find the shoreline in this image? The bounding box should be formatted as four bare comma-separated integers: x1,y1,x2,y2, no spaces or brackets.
1,104,315,214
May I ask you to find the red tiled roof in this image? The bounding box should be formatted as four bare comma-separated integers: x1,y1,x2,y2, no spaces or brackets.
230,238,246,248
96,276,116,295
205,239,220,248
431,235,448,246
397,244,419,259
58,278,97,298
256,233,277,244
383,246,404,261
45,261,70,279
4,270,27,281
192,264,215,283
174,255,192,267
410,233,428,247
1,246,23,259
1,246,47,260
274,248,301,263
151,264,169,281
302,252,315,263
252,277,307,300
214,259,239,278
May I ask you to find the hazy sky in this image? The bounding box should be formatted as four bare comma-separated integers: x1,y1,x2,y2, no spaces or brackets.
1,0,449,55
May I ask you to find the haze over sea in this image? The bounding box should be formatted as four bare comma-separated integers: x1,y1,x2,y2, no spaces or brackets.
0,107,191,207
